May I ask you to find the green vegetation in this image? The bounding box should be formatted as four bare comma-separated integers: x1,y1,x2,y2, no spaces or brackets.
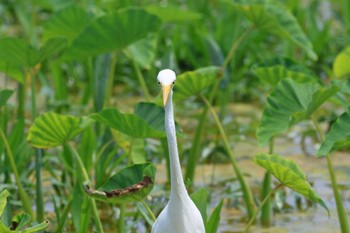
0,0,349,232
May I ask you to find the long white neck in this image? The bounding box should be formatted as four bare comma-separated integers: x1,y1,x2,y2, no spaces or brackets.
165,91,187,198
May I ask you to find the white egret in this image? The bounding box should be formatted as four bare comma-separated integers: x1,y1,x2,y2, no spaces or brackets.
152,69,205,233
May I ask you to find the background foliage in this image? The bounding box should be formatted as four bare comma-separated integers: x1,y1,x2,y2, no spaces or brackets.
1,0,350,232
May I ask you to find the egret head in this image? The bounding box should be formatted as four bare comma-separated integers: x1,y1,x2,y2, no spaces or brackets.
157,69,176,106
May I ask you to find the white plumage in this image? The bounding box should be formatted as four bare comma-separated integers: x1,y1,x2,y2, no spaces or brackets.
152,69,205,233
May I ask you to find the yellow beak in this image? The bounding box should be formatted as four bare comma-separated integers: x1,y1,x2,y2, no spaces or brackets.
161,84,172,107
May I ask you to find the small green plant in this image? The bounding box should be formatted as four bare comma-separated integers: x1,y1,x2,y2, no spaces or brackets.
243,153,328,233
0,190,48,233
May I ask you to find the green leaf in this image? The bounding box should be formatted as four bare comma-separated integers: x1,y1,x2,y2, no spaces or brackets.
27,112,94,148
252,57,318,86
0,89,14,107
72,185,90,233
146,5,202,23
134,102,165,132
254,153,328,213
332,77,350,96
63,7,161,59
131,139,146,164
84,163,156,204
90,108,165,138
36,38,67,63
0,38,31,67
333,46,350,78
0,190,9,216
317,107,350,156
79,126,96,172
0,222,13,233
257,79,338,146
175,66,223,101
136,202,154,226
0,37,67,72
12,213,31,231
21,220,49,233
223,0,317,60
205,199,223,233
43,5,94,43
0,63,23,83
190,188,208,224
126,34,157,69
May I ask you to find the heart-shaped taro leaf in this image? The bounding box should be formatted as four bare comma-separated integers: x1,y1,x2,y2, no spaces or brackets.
84,163,156,204
257,78,338,146
27,112,94,149
174,66,223,101
62,7,161,59
254,153,328,214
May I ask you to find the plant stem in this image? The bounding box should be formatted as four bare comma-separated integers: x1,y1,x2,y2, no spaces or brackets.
17,82,25,120
243,184,282,233
223,26,254,69
57,197,73,233
260,138,274,226
140,199,156,222
311,116,350,233
185,79,220,185
200,94,255,219
184,107,208,183
34,149,44,221
104,52,117,108
0,128,33,216
185,26,253,185
118,204,125,233
131,58,151,101
30,69,44,222
66,143,104,233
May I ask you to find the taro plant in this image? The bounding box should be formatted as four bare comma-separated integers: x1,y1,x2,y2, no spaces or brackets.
243,153,328,233
181,0,320,221
43,6,162,108
256,57,349,232
220,0,320,224
0,190,49,233
27,112,104,233
0,89,32,216
315,46,350,233
0,37,68,222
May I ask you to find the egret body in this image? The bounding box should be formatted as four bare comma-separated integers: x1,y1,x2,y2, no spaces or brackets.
152,69,205,233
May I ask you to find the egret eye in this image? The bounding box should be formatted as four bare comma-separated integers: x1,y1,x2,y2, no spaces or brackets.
157,81,161,85
172,81,175,85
